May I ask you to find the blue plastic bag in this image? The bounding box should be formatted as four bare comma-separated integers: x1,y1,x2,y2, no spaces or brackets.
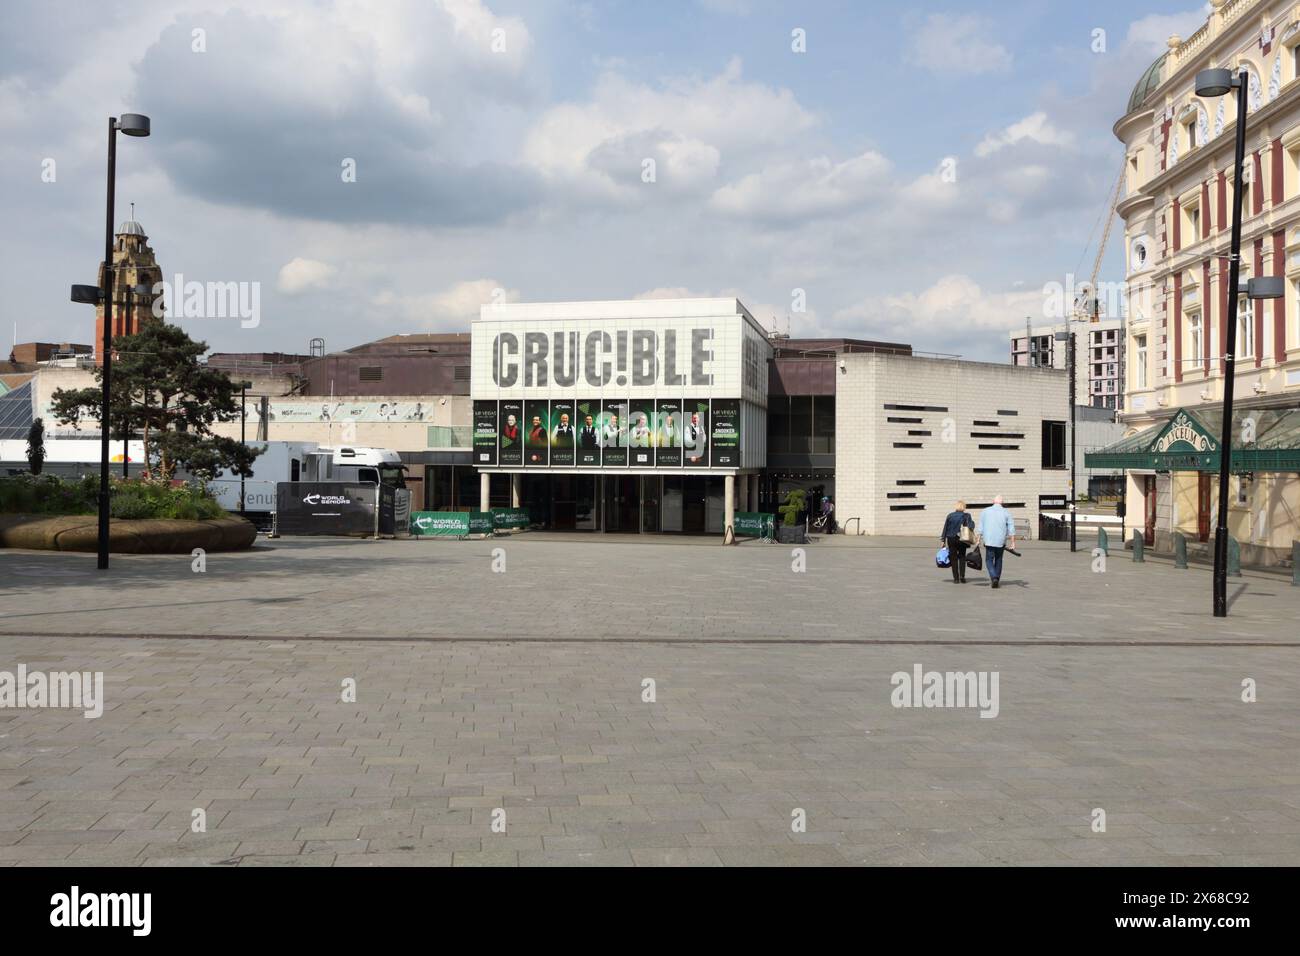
936,546,950,568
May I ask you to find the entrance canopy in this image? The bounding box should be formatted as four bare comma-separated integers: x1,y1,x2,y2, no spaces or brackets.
1086,406,1300,473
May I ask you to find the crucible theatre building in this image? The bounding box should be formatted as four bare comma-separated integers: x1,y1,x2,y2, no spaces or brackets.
466,296,1070,536
470,298,772,533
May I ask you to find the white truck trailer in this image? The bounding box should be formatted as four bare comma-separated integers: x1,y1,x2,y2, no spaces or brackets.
207,442,406,526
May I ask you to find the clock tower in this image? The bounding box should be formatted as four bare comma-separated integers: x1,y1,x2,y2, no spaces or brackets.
94,213,164,364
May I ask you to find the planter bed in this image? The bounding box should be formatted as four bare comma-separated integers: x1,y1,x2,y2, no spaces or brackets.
0,513,257,553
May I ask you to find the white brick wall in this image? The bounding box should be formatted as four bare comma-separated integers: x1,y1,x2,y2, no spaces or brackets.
835,354,1070,536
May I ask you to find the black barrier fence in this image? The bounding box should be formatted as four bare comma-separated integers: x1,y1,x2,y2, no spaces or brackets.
274,482,380,537
1039,514,1067,541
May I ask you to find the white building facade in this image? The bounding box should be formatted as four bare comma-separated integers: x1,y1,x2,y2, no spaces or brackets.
834,353,1070,536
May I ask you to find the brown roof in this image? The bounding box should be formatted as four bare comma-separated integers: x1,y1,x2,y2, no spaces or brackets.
340,332,472,357
771,337,912,358
0,372,36,390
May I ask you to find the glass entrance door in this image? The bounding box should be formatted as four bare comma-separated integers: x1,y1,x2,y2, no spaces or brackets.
603,476,639,532
552,475,577,530
682,476,708,533
641,476,660,532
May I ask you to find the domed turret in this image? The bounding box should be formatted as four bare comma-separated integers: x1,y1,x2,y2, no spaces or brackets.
1127,52,1167,115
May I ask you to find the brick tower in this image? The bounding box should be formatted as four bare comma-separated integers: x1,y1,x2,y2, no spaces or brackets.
94,214,164,364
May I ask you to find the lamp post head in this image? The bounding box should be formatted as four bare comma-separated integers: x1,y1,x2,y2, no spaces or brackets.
116,114,151,137
70,284,103,304
1194,68,1237,98
1246,276,1285,299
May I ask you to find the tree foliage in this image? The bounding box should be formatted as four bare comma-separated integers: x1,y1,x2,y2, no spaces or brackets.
25,418,45,475
48,322,261,480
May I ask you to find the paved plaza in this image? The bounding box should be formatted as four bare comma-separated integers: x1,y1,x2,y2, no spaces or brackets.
1,535,1298,865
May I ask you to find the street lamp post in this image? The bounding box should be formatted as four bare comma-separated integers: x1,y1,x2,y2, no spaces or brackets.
1054,326,1078,551
1193,70,1283,616
72,114,150,571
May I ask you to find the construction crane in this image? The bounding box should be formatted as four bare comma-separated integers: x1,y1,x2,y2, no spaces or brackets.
1074,155,1128,323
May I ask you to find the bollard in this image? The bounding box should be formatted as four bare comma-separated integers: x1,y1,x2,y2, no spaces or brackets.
1097,526,1109,556
1227,535,1242,578
1173,531,1188,569
1132,529,1144,562
1293,541,1300,587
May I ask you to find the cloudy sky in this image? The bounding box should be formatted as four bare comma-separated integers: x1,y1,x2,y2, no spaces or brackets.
1,0,1209,362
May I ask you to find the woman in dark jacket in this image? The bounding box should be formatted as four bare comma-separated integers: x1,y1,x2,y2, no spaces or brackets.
940,501,975,583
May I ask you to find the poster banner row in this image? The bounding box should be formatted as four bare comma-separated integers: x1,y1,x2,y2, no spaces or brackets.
472,399,739,469
409,509,531,536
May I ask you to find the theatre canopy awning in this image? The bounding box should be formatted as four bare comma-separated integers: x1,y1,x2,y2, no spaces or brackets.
1085,406,1300,473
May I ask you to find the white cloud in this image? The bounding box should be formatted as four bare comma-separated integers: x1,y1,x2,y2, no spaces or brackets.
373,278,520,328
1124,6,1211,56
975,112,1076,157
905,14,1012,75
834,274,1047,351
277,257,334,293
0,0,1127,364
710,151,891,222
523,57,816,201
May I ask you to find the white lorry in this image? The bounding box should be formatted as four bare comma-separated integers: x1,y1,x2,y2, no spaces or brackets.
0,438,146,478
207,442,406,526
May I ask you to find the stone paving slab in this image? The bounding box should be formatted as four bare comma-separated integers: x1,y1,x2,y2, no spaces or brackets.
0,631,1297,866
2,536,1297,644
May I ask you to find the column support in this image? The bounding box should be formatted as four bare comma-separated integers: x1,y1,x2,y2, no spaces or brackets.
724,474,735,541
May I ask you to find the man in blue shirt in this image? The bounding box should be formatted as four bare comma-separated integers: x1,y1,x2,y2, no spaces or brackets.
977,495,1017,589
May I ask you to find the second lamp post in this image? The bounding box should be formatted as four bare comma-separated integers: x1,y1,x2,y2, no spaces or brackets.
1193,68,1282,617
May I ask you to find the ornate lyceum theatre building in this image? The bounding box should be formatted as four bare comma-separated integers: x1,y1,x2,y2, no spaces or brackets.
1101,0,1300,565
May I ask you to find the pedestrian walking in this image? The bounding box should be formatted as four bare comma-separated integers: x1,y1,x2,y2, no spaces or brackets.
940,500,975,583
977,494,1017,589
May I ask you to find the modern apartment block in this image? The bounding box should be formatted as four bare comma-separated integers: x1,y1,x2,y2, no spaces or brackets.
1009,318,1126,411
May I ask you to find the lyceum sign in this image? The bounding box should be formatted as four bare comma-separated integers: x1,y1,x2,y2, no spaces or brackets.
490,328,716,389
1153,411,1217,454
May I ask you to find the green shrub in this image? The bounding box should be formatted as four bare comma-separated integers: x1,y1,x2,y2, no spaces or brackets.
778,489,807,525
0,474,225,520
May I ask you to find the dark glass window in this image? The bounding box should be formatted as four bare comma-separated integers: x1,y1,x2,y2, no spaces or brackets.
812,396,835,453
1042,420,1066,469
789,396,812,454
768,396,791,454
